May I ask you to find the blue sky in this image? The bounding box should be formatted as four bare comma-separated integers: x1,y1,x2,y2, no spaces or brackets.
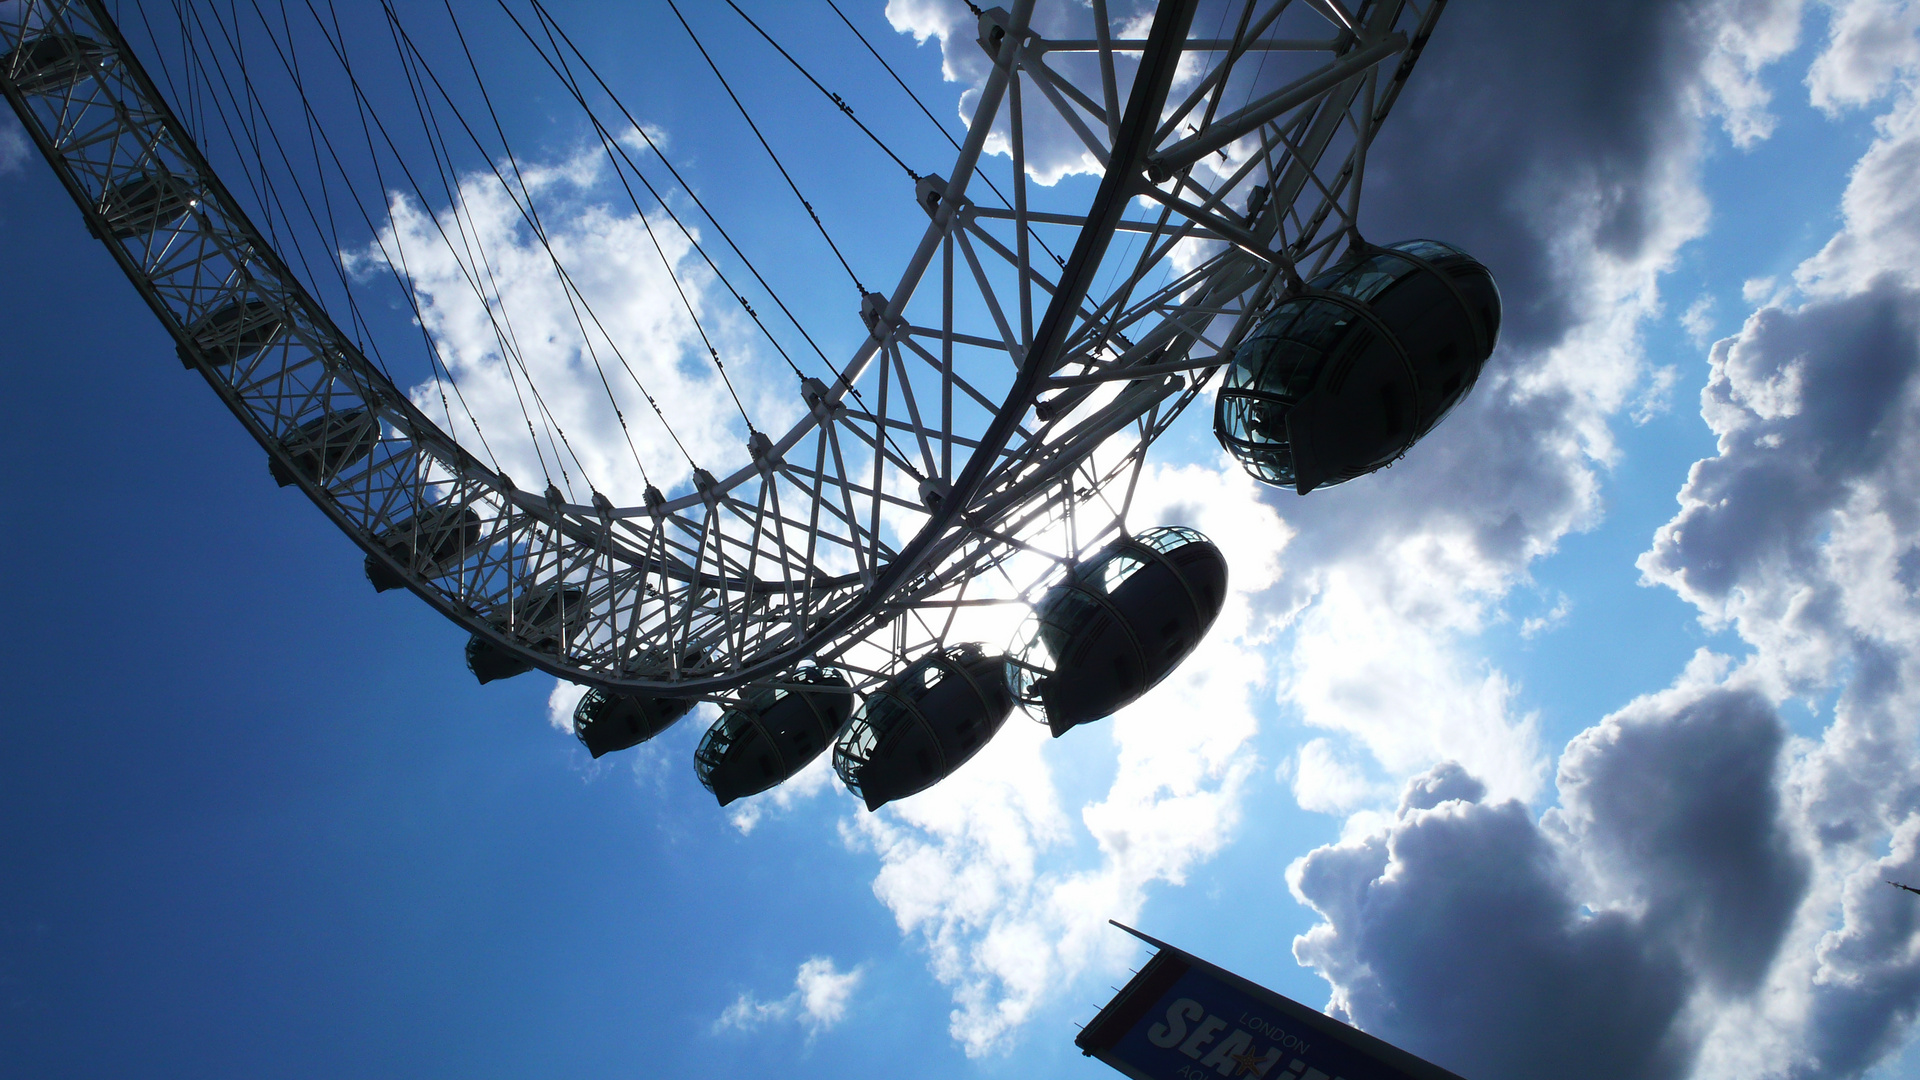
9,2,1920,1078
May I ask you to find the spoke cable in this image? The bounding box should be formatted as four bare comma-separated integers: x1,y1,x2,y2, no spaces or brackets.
665,0,866,297
526,5,757,434
247,0,504,471
382,2,592,491
511,0,931,483
720,0,920,183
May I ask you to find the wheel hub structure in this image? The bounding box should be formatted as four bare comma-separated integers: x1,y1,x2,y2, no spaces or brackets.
1,0,1445,706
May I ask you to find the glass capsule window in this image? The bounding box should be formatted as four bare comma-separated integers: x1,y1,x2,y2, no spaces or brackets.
896,657,948,701
836,703,888,773
1325,252,1410,303
1387,238,1467,262
1011,586,1104,700
1099,553,1146,593
1138,526,1205,554
839,653,947,780
695,711,750,768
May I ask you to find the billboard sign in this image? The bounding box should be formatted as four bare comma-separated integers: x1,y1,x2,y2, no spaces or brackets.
1076,924,1468,1080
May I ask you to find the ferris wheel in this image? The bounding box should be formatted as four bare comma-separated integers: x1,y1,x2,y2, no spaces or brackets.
0,0,1493,809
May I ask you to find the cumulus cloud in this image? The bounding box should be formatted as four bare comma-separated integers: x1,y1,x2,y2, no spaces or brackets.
1634,67,1920,1064
1287,736,1381,815
1257,0,1745,817
348,137,792,506
546,679,589,733
1293,673,1806,1080
714,956,864,1037
1699,0,1807,146
1807,0,1920,113
1292,7,1920,1076
1797,77,1920,292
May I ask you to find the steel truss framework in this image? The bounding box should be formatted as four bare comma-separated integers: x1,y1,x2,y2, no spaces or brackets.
0,0,1443,701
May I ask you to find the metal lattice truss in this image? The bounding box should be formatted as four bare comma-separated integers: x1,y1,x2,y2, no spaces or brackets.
0,0,1443,700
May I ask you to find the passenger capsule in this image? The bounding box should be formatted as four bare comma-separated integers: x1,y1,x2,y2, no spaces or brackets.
1010,526,1227,736
569,646,707,754
465,636,531,685
182,299,285,368
365,505,482,592
97,171,197,239
1215,239,1500,493
2,34,108,95
270,408,378,487
465,582,584,684
834,644,1013,811
695,667,855,806
574,689,695,759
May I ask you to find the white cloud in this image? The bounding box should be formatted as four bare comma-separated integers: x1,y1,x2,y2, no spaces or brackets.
1700,0,1807,146
1293,13,1920,1076
1634,363,1682,424
1807,0,1920,113
1635,51,1920,1073
884,0,983,85
1287,737,1382,815
546,679,588,733
714,956,864,1038
1519,592,1573,638
1683,293,1719,345
1283,564,1547,803
1636,281,1920,1078
348,137,793,506
1797,72,1920,294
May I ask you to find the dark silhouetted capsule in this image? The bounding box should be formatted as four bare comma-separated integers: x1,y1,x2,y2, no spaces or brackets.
97,171,197,239
365,505,482,592
696,667,855,805
270,408,378,487
834,644,1013,811
569,646,707,754
466,636,532,684
1215,239,1500,493
2,34,108,95
182,299,285,368
1010,526,1227,736
465,582,584,684
574,689,695,758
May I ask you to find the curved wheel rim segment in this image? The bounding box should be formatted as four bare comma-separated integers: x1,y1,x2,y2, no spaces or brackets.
0,0,1445,699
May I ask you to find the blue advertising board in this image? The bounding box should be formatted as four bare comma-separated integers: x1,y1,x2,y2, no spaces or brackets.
1076,924,1467,1080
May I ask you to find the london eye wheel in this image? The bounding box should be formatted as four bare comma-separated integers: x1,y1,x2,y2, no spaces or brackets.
1,0,1488,808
